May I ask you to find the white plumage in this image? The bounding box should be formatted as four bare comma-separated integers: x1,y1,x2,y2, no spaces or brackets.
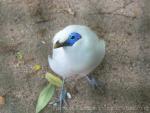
48,25,105,79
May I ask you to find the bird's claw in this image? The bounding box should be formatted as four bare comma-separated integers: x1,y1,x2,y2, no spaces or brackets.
59,89,69,107
51,80,70,112
86,75,105,92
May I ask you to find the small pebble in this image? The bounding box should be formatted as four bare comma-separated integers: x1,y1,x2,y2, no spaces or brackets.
41,41,46,44
67,92,71,99
53,102,58,106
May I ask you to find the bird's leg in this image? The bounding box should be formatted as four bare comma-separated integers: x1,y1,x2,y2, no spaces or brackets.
51,79,69,112
59,79,68,111
86,74,105,91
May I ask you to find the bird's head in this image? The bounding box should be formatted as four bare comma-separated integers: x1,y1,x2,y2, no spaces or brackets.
53,25,93,49
54,32,81,49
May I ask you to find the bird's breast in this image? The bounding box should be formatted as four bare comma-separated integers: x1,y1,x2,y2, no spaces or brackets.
50,38,105,78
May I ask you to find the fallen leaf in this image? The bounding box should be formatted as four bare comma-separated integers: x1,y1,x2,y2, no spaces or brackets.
0,96,5,105
16,51,24,60
36,84,55,113
45,72,62,87
33,64,41,71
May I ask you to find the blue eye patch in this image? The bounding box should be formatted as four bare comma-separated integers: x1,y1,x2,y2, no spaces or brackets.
64,32,81,46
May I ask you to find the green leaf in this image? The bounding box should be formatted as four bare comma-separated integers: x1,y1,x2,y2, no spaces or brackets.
36,84,55,113
45,72,62,87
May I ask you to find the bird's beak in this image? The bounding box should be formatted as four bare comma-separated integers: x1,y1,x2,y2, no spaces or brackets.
54,41,66,49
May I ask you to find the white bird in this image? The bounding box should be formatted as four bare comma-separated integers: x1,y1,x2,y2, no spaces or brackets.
48,25,105,78
48,25,105,108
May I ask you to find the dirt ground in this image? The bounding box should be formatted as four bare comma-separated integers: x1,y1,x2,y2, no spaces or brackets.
0,0,150,113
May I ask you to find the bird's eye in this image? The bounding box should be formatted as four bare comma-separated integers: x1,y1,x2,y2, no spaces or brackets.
70,36,75,39
65,32,81,46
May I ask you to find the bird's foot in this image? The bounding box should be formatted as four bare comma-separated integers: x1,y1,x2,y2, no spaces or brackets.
59,88,69,110
86,75,105,92
50,80,71,112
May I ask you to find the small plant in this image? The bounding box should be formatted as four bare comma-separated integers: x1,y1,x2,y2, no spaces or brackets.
36,72,62,113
